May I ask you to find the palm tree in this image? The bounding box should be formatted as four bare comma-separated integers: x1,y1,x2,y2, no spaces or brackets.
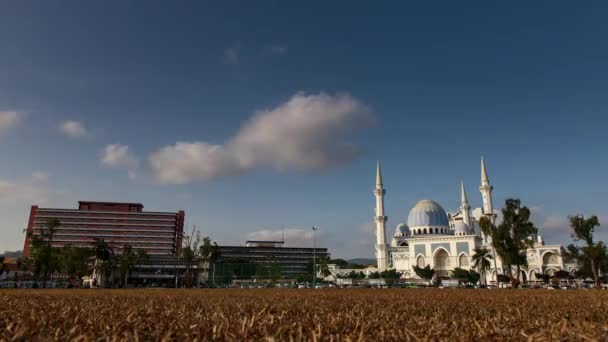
317,257,331,278
37,219,61,287
472,247,494,286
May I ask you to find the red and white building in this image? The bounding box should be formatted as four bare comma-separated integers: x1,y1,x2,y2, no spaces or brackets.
23,201,184,257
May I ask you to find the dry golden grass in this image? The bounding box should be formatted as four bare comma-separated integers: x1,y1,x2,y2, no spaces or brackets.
1,289,608,341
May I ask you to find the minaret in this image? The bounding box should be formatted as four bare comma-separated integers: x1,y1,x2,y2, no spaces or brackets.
479,157,494,223
374,161,388,270
460,181,471,228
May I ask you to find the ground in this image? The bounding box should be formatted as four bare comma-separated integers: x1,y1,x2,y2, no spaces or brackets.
1,289,607,340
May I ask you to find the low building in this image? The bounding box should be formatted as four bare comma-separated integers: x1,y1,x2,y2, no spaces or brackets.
23,201,185,257
217,240,330,279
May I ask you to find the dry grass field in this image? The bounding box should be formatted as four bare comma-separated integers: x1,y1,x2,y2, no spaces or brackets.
1,289,608,341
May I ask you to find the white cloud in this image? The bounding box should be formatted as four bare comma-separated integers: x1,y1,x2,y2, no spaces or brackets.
58,120,87,139
150,92,374,184
100,144,139,179
246,228,319,246
0,110,21,131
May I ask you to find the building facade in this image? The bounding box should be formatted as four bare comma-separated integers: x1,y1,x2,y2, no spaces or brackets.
217,240,330,278
23,201,185,257
373,158,578,283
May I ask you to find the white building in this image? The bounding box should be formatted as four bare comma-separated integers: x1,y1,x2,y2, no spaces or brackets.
373,158,578,283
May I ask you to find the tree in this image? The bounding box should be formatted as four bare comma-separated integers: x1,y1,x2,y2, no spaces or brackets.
413,265,435,283
467,270,480,285
26,219,62,287
59,246,93,286
180,226,201,287
317,257,332,278
368,271,381,279
91,238,113,287
471,247,494,285
380,269,402,286
117,244,139,288
452,267,470,282
198,237,220,285
479,199,537,288
565,215,604,288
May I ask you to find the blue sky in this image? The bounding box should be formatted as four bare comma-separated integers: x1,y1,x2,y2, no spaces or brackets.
1,2,607,257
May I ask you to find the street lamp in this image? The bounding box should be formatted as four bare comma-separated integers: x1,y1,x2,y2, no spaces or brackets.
312,227,318,289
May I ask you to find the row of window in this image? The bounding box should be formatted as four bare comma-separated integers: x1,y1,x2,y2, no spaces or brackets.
411,227,449,235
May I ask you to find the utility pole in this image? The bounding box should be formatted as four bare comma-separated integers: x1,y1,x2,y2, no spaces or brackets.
312,227,318,289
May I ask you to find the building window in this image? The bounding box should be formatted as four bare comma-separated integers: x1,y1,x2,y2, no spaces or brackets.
459,254,469,267
417,255,425,268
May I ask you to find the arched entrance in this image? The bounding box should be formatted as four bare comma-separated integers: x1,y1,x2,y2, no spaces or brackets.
434,249,450,278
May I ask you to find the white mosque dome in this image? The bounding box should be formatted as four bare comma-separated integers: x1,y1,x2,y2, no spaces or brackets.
407,200,450,228
394,223,409,236
453,221,470,236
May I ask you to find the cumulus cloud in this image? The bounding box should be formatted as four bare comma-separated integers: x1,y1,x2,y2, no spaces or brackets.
58,120,87,139
100,144,139,179
0,110,21,131
246,228,319,246
150,92,374,183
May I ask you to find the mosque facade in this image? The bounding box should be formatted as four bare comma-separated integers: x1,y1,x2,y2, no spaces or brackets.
374,158,578,283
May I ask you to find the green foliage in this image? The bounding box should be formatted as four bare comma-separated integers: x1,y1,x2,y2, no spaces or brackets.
452,267,470,281
412,265,435,280
452,268,480,285
58,246,93,282
27,219,62,287
117,244,148,288
347,271,366,279
368,271,381,279
471,247,493,285
379,269,402,285
566,215,604,288
479,199,537,288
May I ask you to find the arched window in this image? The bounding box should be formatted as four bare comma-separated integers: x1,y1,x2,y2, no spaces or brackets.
417,255,425,268
435,228,439,234
399,241,408,247
423,228,427,234
418,229,421,235
543,252,559,265
440,228,444,234
459,254,469,267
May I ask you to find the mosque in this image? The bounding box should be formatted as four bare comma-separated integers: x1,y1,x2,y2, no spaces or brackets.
373,158,578,283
